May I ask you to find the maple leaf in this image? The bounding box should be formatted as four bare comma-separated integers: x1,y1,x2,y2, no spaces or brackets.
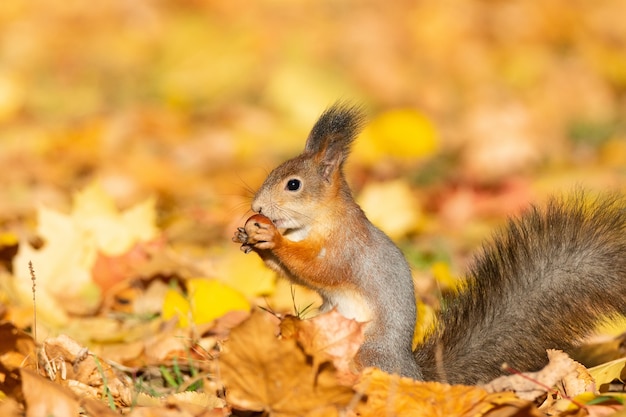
355,368,538,417
20,369,81,417
219,310,359,416
11,182,158,324
162,278,251,327
281,309,365,385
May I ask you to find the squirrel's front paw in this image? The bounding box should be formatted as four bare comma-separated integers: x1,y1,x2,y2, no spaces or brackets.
232,227,253,253
234,214,279,252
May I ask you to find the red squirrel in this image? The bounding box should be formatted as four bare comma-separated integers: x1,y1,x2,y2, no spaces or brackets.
232,103,626,385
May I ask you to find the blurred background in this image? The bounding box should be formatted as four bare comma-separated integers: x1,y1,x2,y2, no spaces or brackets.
1,0,625,260
1,2,626,410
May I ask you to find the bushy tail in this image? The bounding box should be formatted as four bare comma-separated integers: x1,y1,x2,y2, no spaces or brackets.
414,192,626,384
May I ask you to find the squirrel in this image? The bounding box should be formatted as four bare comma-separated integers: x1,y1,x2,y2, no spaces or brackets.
232,102,626,385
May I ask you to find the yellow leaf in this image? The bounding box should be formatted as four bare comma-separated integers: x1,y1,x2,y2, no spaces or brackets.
11,181,158,324
354,109,438,164
162,289,192,327
188,278,250,325
358,179,422,239
214,247,276,298
356,368,534,417
588,357,626,387
72,182,158,256
0,232,18,246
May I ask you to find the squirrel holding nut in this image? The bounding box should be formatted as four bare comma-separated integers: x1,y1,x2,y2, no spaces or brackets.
233,103,626,385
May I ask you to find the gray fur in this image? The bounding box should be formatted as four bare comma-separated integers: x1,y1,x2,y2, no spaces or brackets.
414,193,626,384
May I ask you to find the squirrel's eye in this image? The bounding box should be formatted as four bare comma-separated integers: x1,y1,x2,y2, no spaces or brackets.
286,178,301,191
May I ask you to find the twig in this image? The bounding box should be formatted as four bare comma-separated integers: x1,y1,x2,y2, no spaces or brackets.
28,261,37,343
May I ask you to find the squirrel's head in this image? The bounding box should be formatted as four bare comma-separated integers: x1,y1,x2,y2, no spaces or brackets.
252,103,365,237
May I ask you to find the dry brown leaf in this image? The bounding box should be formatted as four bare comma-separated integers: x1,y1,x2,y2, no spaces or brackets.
167,391,226,409
0,323,38,367
0,398,22,417
0,322,37,402
356,368,538,417
281,309,365,385
40,334,133,407
143,326,194,363
559,358,595,399
219,310,359,416
127,405,230,417
79,397,121,417
138,395,229,417
483,350,587,402
21,368,80,417
468,392,543,417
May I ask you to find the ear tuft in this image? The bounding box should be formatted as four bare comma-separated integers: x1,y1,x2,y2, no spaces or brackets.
304,102,366,177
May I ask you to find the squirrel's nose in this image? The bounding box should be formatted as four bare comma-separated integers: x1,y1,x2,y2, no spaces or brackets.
251,202,262,214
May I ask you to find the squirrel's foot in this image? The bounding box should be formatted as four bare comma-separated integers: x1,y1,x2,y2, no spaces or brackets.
232,227,253,253
234,214,279,251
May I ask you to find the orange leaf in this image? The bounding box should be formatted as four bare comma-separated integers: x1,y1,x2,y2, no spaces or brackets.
281,310,366,385
356,368,536,417
220,310,359,416
21,369,80,417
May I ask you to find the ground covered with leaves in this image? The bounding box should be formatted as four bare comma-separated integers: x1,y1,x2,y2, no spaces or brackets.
1,0,626,416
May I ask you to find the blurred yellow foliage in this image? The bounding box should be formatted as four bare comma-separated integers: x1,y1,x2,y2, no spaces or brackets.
214,249,276,298
599,138,626,168
11,182,157,324
0,232,18,246
413,301,436,348
358,179,422,239
431,261,458,290
0,72,23,123
355,109,438,164
163,278,250,327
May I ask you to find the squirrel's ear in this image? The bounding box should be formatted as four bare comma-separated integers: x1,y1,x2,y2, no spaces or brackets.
304,103,365,180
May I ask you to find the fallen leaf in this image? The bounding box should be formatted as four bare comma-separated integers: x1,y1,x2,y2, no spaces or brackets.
71,182,158,256
0,398,22,417
356,368,534,417
21,368,80,417
0,322,37,402
12,181,159,323
162,288,192,327
589,357,626,390
188,279,250,325
220,310,358,416
213,248,276,298
281,310,365,385
92,238,166,295
80,397,121,417
162,278,251,327
40,335,133,407
167,391,226,409
483,350,588,402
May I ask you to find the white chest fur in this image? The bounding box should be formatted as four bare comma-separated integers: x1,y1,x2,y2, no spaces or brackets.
321,290,372,324
282,225,311,242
